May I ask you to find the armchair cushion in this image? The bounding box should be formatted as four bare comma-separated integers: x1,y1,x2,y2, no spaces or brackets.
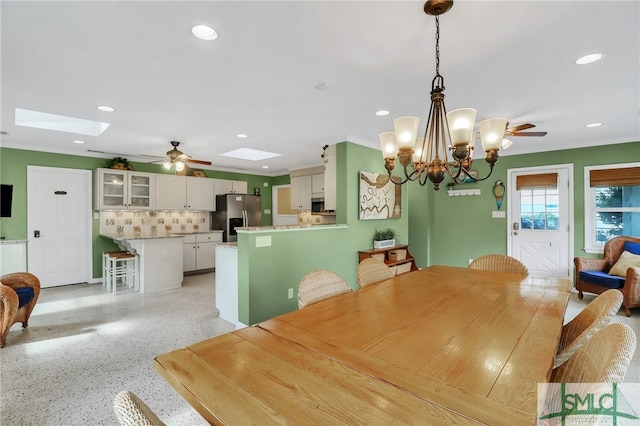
609,251,640,277
15,287,35,308
623,241,640,255
579,271,625,289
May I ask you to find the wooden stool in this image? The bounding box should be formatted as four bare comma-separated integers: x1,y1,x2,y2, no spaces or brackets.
103,251,138,295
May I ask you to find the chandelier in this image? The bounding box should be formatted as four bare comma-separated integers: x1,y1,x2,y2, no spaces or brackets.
380,0,508,190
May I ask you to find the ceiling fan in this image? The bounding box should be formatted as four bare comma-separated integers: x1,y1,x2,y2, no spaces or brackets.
504,123,547,137
500,123,547,150
154,141,212,171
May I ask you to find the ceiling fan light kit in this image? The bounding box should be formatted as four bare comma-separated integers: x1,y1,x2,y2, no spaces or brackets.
159,140,211,173
380,0,545,190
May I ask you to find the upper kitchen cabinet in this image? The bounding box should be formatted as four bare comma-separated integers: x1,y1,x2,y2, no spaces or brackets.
213,179,247,195
311,173,324,198
155,175,214,210
324,144,337,211
290,175,312,210
94,168,155,210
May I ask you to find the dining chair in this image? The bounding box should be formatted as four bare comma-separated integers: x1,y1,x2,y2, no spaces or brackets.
113,390,165,426
551,323,636,383
468,254,528,275
357,258,394,288
297,270,351,309
553,289,623,368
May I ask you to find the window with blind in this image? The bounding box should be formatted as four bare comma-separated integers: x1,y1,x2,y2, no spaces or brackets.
517,173,559,230
583,163,640,252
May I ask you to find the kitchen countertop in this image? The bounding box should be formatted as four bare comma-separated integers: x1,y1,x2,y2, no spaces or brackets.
101,230,224,241
236,224,348,233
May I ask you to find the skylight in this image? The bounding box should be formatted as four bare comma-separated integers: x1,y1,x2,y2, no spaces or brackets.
221,148,281,161
15,108,111,136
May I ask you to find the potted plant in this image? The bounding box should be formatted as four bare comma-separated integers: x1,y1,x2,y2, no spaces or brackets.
107,157,134,171
372,228,398,249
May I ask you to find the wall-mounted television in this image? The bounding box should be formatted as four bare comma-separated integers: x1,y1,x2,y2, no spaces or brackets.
1,184,13,217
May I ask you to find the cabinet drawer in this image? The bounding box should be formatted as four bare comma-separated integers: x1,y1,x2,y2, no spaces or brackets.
182,234,197,244
196,233,222,242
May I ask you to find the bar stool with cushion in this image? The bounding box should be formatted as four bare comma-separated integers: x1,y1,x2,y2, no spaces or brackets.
551,323,636,383
357,258,394,288
553,288,623,368
298,270,351,309
468,254,529,276
103,251,138,295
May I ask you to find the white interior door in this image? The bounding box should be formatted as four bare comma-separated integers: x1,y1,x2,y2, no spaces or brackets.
508,165,573,279
27,166,92,287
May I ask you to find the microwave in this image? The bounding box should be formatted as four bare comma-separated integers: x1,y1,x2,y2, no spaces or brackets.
311,197,325,213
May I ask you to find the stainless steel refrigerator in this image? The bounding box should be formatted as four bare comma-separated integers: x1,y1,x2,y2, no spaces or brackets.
211,194,261,242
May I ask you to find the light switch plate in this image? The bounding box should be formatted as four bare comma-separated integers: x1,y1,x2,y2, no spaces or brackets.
255,235,272,247
492,211,506,218
264,209,271,214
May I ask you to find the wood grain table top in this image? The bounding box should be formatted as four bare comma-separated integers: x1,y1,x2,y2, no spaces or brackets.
154,265,571,425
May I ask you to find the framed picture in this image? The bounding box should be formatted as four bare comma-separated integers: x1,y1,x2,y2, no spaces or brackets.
191,169,206,178
359,171,401,220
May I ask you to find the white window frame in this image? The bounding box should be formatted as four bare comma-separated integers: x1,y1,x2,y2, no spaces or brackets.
583,161,640,254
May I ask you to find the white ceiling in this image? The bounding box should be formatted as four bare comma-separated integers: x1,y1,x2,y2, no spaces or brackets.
2,1,639,177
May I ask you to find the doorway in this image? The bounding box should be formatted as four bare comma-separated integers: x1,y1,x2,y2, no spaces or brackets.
272,184,298,226
27,166,92,287
507,164,573,279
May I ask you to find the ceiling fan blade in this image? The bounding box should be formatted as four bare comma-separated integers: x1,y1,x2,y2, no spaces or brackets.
186,158,212,166
506,123,536,133
510,131,548,137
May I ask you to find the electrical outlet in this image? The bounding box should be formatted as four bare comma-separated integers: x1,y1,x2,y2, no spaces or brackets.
288,288,293,299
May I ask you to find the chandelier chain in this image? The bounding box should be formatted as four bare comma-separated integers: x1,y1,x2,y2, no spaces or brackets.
435,15,440,77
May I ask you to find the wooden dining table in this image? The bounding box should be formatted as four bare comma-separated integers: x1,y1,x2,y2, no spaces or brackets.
153,265,571,425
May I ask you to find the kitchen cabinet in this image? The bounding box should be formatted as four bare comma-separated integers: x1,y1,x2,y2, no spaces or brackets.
183,232,222,272
311,173,324,197
155,175,214,210
95,168,155,210
213,179,247,195
0,240,27,275
323,144,337,211
290,175,312,210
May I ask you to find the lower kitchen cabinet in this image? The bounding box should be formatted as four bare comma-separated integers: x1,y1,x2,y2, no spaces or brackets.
182,232,223,272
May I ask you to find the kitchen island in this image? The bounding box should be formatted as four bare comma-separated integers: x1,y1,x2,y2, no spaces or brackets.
100,232,183,293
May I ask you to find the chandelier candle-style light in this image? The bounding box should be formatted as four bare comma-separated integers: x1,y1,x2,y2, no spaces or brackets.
380,0,508,190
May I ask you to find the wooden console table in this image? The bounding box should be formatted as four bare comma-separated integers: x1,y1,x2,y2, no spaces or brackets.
358,244,418,275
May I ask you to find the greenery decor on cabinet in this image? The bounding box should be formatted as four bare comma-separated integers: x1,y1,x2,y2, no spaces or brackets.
107,157,134,170
372,228,398,249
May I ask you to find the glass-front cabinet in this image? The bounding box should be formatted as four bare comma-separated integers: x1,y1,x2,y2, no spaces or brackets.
95,168,155,210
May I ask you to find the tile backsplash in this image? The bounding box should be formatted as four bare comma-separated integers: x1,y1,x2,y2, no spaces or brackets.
100,210,210,234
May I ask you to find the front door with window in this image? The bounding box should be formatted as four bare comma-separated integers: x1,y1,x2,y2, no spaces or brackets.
508,165,573,279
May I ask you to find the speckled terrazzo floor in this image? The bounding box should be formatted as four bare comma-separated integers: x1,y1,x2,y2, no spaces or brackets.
1,276,638,426
0,272,236,426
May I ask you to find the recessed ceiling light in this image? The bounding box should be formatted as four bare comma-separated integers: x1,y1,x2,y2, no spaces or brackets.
192,25,218,41
72,139,85,144
236,133,248,139
376,110,390,116
96,105,115,112
575,53,604,65
586,122,603,128
262,165,269,169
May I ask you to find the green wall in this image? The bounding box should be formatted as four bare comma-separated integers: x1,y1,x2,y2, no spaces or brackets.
0,147,278,278
238,141,409,324
419,141,640,267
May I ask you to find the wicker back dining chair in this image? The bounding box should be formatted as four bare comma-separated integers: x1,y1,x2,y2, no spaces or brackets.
468,254,529,275
551,323,636,383
553,289,623,368
298,270,351,309
357,258,394,288
113,390,165,426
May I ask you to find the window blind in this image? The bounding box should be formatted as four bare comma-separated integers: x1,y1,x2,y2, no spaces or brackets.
590,167,640,187
516,173,558,190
